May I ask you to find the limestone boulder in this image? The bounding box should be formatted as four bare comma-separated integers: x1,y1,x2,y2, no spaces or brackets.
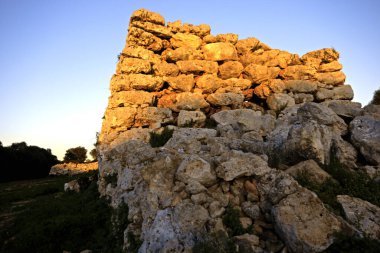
103,107,137,130
127,27,163,52
280,65,316,80
204,33,239,44
337,195,380,240
350,115,380,165
285,80,318,93
176,155,217,187
50,162,98,176
175,92,210,111
215,150,271,181
130,8,165,25
316,71,346,86
273,188,342,253
206,92,244,106
130,21,172,39
177,110,206,127
128,74,164,91
108,90,155,108
254,79,286,99
116,57,151,74
332,137,358,169
318,61,343,72
321,100,362,119
121,46,161,64
293,93,314,104
177,60,218,74
241,49,301,69
285,160,331,184
64,180,81,192
211,109,275,135
202,42,238,61
235,38,264,55
196,74,224,93
165,74,194,92
301,48,339,64
170,32,203,49
316,85,354,101
168,20,211,37
162,47,204,62
297,102,347,135
134,107,173,128
244,64,281,83
223,78,252,90
153,61,179,76
266,93,295,112
218,61,244,79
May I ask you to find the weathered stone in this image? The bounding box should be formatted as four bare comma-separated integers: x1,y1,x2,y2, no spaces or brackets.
175,92,210,111
285,160,331,184
223,78,252,90
127,27,163,52
241,202,261,220
108,90,155,108
266,93,295,111
254,79,286,99
130,21,173,38
134,107,173,128
234,234,260,250
170,32,203,49
301,48,339,64
332,137,358,169
165,74,194,92
195,74,224,93
121,46,161,64
177,60,218,74
235,38,262,55
321,100,362,119
293,93,314,104
177,110,206,127
218,61,244,79
285,80,318,93
153,61,179,76
280,65,316,80
116,57,151,74
273,188,342,253
209,201,225,218
50,162,98,176
244,64,281,83
130,8,165,25
162,47,204,62
176,155,217,187
316,85,354,101
64,179,81,192
337,195,380,240
316,71,346,86
129,74,164,91
103,107,137,130
215,150,271,181
206,92,244,106
202,42,238,61
211,109,275,135
318,61,343,72
168,20,211,37
350,115,380,165
241,49,300,69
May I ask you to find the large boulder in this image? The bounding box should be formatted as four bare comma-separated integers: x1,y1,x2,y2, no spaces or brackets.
176,60,218,74
202,42,238,61
337,195,380,240
285,160,331,184
350,114,380,165
243,64,280,83
170,33,203,49
273,188,342,253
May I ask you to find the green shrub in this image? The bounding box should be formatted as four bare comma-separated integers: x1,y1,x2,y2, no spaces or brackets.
369,88,380,105
193,231,236,253
149,127,174,147
222,205,250,237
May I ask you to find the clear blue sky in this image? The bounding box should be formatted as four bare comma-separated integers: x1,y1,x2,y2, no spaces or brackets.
1,0,379,160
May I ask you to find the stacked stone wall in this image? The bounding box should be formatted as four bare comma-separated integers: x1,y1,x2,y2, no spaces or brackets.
99,8,353,147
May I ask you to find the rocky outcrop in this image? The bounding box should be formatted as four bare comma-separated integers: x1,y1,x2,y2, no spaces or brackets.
96,8,380,253
50,162,98,175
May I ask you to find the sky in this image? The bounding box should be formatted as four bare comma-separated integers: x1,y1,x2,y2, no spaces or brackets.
0,0,379,160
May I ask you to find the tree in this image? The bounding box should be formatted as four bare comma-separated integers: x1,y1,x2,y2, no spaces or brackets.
370,88,380,105
90,148,97,162
0,142,58,182
63,146,87,163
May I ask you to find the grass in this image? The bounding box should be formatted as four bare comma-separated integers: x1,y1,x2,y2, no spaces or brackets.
0,171,127,253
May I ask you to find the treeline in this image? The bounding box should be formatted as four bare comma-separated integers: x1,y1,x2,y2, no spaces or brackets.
0,142,58,182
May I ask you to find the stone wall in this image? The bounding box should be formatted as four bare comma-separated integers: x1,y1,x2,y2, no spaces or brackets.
49,162,98,176
99,8,353,148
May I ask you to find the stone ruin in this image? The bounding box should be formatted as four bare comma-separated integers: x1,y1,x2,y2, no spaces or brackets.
97,8,380,253
98,9,353,148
